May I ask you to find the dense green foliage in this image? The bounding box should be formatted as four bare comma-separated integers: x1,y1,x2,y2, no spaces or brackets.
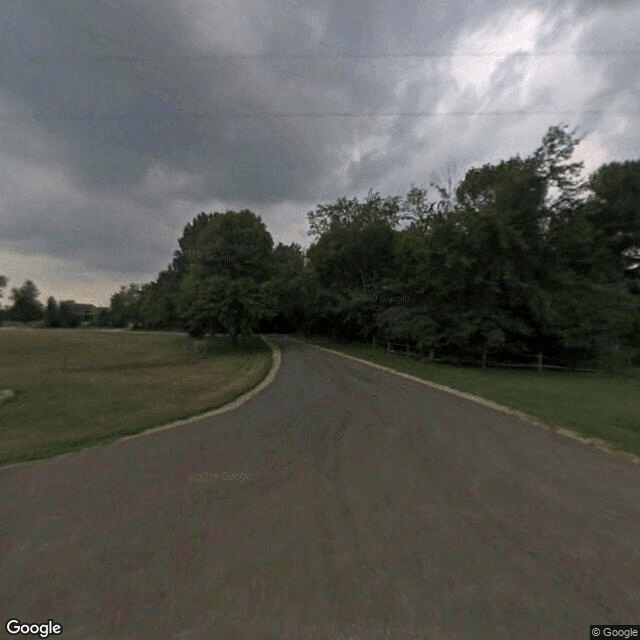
7,124,636,367
103,124,638,366
291,125,638,369
7,280,44,323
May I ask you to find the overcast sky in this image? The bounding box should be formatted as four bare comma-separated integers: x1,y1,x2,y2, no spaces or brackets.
0,0,638,306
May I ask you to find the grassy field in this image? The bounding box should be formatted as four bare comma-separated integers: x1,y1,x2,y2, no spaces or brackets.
296,335,640,458
0,328,273,465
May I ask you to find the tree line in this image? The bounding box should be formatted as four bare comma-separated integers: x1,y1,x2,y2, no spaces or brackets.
0,280,108,328
2,124,638,368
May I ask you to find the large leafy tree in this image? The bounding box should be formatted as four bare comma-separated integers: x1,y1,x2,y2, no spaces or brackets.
259,242,305,332
432,155,548,357
307,190,401,239
177,210,276,342
533,144,639,363
171,212,216,278
305,191,401,341
58,301,82,328
9,280,43,322
376,184,459,351
179,274,275,343
136,267,182,330
586,160,640,286
110,284,142,327
182,209,274,281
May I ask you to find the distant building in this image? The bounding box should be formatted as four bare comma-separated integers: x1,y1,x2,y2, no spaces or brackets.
73,303,98,324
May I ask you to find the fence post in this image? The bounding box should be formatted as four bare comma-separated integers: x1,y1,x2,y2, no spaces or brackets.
386,341,390,352
482,349,487,369
537,352,543,372
429,348,434,363
184,337,194,363
372,337,376,348
406,343,410,356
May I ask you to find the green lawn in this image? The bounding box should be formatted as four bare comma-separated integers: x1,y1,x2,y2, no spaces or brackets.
296,335,640,458
0,328,273,465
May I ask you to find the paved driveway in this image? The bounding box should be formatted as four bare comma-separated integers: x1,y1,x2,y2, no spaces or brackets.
1,336,639,639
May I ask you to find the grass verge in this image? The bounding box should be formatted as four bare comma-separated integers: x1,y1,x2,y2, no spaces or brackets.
0,328,273,466
296,334,640,458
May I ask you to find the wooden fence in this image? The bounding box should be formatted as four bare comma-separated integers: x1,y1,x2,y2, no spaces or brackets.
370,337,607,374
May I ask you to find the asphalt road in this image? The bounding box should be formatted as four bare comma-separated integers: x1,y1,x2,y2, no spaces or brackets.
1,335,639,639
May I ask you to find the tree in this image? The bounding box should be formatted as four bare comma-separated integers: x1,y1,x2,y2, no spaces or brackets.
177,210,277,342
376,306,439,352
304,192,402,341
532,122,587,214
423,155,547,357
307,218,397,292
9,280,43,322
177,209,274,281
136,267,182,330
45,296,61,327
92,307,112,328
179,274,275,343
586,160,640,283
171,212,216,279
400,184,449,229
536,152,639,364
58,300,82,328
307,190,401,240
259,242,306,332
110,284,142,327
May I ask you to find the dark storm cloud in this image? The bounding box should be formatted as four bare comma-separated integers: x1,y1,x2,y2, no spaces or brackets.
0,0,638,301
1,0,278,195
571,4,640,157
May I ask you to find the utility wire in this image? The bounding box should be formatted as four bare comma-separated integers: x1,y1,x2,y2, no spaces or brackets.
1,109,637,121
17,50,640,63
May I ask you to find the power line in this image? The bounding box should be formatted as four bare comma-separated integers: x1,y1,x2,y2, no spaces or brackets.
17,49,640,63
1,109,637,122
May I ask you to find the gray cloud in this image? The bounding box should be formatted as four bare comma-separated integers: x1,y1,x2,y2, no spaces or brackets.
0,0,638,304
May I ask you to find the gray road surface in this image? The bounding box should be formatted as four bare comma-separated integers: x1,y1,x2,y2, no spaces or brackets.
1,335,639,639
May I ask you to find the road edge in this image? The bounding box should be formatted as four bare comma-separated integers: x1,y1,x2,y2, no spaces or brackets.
116,336,282,442
0,336,282,472
291,337,640,466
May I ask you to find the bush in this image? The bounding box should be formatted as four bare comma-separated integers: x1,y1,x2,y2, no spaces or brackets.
595,346,635,372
